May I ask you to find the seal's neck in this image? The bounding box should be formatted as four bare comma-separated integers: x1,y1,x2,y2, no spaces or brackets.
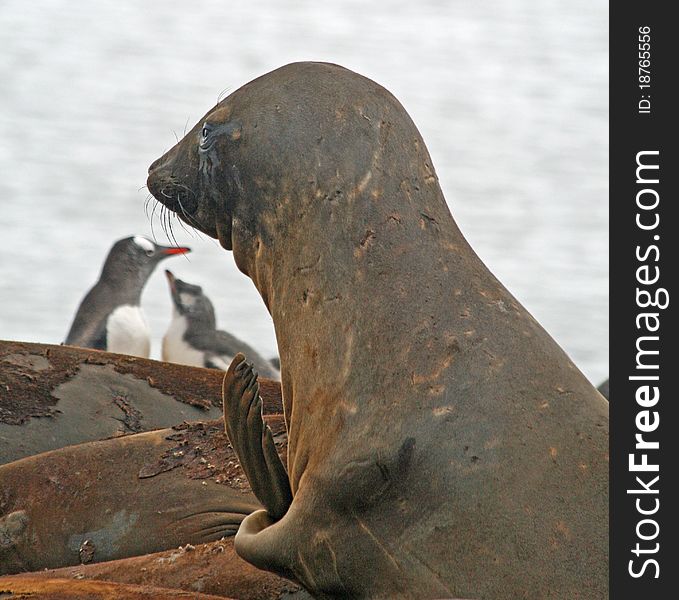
231,236,273,314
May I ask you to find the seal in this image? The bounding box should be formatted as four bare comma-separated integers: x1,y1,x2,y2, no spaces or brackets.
0,417,283,574
147,62,609,599
0,576,229,600
15,539,312,600
0,340,282,464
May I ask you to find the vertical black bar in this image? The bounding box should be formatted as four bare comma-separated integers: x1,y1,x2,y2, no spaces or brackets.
610,2,677,598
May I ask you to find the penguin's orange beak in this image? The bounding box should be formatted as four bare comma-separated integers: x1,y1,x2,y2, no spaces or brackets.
161,246,191,255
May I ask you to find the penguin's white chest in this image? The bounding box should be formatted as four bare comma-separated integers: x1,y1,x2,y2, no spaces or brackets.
106,305,151,358
162,314,205,367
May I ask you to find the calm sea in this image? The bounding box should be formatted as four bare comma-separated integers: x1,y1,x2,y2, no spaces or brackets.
0,0,608,383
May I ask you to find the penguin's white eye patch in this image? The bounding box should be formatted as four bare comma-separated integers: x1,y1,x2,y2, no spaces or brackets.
133,236,155,254
180,293,196,308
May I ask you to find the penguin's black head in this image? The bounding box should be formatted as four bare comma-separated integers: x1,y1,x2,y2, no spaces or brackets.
100,236,191,288
164,270,216,325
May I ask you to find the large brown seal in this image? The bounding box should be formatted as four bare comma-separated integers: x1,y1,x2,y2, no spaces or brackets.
0,576,231,599
0,340,281,464
147,62,608,599
0,417,285,574
9,539,311,600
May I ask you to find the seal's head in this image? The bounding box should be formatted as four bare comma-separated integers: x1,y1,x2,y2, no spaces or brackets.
147,103,242,251
147,62,442,286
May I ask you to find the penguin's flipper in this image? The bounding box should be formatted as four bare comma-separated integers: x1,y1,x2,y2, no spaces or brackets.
205,353,230,371
64,294,108,350
214,330,278,379
214,330,249,358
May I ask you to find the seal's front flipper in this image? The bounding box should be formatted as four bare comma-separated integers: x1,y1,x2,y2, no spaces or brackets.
223,353,292,520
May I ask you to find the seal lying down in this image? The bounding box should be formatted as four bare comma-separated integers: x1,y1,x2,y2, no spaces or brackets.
147,62,608,599
0,340,235,465
5,539,311,600
0,416,288,575
0,576,230,599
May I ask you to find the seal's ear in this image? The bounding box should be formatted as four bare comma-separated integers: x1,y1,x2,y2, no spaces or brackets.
204,105,241,140
206,120,242,144
227,121,242,141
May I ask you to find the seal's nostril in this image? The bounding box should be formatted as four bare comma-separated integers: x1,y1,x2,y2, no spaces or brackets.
148,157,163,174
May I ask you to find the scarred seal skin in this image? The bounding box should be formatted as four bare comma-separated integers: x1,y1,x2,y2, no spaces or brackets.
147,62,608,599
4,539,311,600
0,340,282,465
0,576,232,599
0,419,265,575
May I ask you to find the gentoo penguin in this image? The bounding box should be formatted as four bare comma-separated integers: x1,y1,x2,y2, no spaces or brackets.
162,270,280,379
65,236,190,357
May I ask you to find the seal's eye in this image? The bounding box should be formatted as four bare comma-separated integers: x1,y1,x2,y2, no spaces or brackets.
200,124,212,147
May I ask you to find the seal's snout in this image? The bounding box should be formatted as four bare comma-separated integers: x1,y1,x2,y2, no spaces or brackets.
146,168,164,202
147,153,176,204
146,155,173,200
148,155,165,174
147,168,199,218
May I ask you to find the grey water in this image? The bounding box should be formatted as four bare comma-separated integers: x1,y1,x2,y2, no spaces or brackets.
0,0,608,384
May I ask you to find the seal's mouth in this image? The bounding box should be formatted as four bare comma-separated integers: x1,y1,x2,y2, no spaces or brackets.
147,170,217,240
151,179,199,222
146,140,231,248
